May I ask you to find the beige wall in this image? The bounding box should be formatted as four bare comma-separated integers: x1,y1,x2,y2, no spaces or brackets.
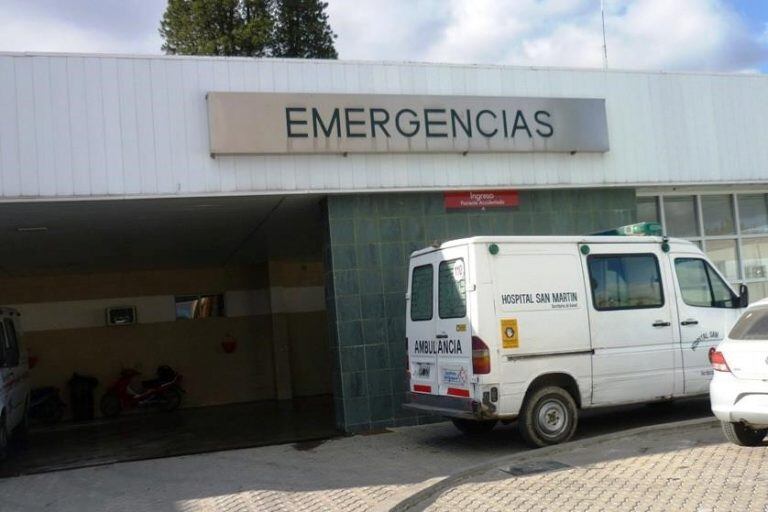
26,315,276,410
0,262,331,416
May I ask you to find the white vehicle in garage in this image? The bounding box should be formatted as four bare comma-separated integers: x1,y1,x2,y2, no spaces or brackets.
710,299,768,446
404,235,748,447
0,307,30,459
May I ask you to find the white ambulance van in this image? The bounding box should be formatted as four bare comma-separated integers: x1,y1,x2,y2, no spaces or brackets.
0,307,30,459
404,235,748,447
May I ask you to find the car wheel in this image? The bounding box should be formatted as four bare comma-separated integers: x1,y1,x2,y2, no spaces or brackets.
519,386,578,448
13,397,30,441
721,421,767,447
451,418,497,435
0,416,8,461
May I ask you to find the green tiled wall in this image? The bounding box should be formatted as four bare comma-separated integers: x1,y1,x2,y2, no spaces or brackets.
324,189,637,432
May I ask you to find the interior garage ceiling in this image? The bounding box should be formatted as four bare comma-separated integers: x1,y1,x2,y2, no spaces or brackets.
0,194,326,277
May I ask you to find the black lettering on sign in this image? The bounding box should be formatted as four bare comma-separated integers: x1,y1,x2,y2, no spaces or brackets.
413,339,464,355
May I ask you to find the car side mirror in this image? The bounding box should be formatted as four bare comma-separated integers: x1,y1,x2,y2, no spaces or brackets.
738,283,749,308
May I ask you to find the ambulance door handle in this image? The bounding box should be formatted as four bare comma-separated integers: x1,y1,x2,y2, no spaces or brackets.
652,320,671,327
435,333,449,339
681,319,699,326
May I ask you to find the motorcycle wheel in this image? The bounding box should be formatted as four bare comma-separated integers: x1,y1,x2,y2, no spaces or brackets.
160,387,183,412
100,392,122,418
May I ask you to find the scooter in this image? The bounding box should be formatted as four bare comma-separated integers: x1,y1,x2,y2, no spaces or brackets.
99,365,184,418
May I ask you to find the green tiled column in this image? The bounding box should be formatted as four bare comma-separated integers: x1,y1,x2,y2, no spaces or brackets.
325,188,637,432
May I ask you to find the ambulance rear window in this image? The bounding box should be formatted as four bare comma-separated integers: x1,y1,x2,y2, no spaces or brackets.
410,265,433,321
439,259,466,319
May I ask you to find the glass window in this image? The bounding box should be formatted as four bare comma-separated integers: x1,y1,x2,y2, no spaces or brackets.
729,306,768,340
675,258,738,308
742,238,768,281
637,197,659,224
2,319,19,367
746,282,768,302
674,259,711,307
706,239,739,281
738,194,768,234
175,294,224,320
410,265,433,321
664,196,699,237
438,259,466,319
702,195,735,235
587,254,664,310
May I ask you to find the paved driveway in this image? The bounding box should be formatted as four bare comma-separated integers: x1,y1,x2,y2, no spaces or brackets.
0,398,711,512
412,420,765,512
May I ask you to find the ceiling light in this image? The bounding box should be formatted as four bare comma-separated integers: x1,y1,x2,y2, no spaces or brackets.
16,226,48,232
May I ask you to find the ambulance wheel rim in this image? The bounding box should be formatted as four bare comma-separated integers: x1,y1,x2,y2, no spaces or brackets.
536,399,568,438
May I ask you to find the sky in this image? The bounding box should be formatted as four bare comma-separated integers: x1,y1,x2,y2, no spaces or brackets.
0,0,766,73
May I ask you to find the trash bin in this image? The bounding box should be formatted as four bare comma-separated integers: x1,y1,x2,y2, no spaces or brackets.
68,373,98,421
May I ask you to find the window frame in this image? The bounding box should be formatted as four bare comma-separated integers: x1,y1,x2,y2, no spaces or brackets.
587,253,666,312
438,258,467,320
409,264,434,322
174,294,225,320
638,192,768,301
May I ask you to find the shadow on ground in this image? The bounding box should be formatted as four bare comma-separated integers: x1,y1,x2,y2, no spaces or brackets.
0,397,715,512
0,395,338,477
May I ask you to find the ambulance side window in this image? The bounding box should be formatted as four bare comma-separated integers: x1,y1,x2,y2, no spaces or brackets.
438,259,466,319
410,265,433,321
674,258,738,308
587,254,664,311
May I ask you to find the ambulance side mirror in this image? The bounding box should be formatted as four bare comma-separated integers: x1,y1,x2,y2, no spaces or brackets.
738,284,749,308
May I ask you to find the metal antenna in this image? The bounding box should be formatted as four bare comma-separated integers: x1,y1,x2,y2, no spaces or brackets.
601,0,608,69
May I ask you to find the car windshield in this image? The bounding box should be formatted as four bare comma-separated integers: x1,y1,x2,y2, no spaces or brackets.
729,306,768,340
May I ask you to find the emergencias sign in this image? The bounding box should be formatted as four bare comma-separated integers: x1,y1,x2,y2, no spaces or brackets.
207,92,609,155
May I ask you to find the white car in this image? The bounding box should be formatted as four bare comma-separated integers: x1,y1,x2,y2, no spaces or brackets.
710,298,768,446
0,307,30,459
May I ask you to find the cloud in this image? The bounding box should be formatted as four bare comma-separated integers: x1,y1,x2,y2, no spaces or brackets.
328,0,768,72
0,0,764,73
0,0,164,54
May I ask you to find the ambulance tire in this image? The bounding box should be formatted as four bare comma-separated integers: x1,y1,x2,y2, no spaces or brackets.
519,386,578,448
451,418,497,436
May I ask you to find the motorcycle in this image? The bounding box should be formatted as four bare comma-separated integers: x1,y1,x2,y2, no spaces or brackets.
100,365,184,418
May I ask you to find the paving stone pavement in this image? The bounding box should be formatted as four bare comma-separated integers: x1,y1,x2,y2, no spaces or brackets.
414,421,768,512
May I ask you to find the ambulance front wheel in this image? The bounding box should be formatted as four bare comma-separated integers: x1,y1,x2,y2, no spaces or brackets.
518,386,578,448
451,418,497,436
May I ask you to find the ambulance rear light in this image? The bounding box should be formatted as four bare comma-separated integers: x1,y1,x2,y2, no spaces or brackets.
472,336,491,374
708,347,731,373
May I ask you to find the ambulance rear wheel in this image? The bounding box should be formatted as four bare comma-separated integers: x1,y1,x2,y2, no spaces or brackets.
451,418,497,436
519,386,578,448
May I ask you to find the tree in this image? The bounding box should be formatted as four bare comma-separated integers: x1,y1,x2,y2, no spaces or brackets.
272,0,337,59
159,0,338,59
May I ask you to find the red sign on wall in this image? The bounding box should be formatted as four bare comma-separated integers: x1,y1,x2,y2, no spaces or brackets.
444,190,519,210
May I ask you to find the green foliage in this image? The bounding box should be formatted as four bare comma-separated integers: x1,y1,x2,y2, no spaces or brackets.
159,0,337,59
273,0,337,59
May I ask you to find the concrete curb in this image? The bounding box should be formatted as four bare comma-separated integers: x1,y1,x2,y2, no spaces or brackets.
386,417,718,512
